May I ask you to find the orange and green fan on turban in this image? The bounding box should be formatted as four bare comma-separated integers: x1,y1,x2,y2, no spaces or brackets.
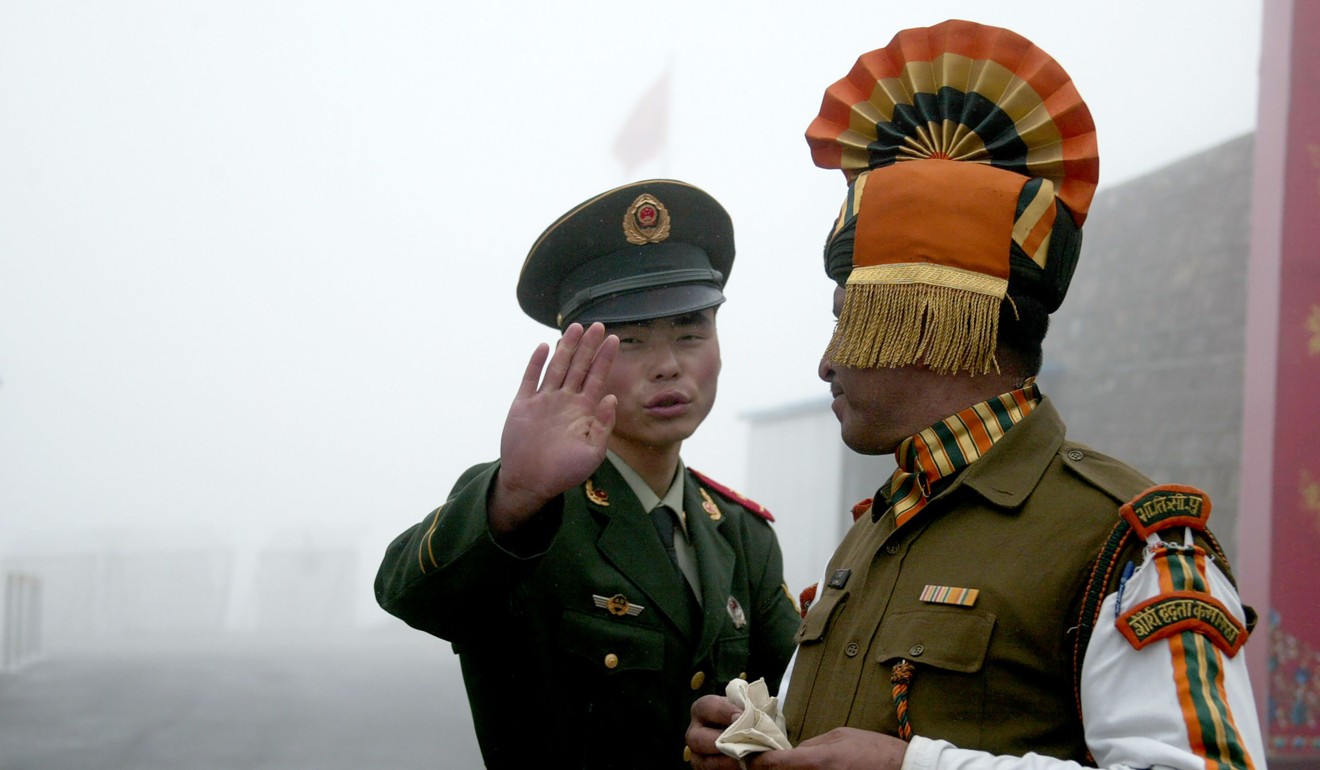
807,19,1100,374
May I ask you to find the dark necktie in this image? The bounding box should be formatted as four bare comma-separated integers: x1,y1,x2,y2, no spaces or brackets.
650,505,701,630
649,509,681,575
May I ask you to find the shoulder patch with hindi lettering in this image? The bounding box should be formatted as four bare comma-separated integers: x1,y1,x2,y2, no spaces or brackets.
1116,589,1246,656
1119,484,1211,539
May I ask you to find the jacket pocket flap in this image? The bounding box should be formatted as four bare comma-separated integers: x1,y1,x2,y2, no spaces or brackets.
795,589,849,644
560,609,664,673
873,607,995,673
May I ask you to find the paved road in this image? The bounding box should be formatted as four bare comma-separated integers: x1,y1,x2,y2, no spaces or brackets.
0,625,483,769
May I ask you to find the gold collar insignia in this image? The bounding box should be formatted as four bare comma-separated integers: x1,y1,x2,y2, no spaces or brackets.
700,488,722,520
585,479,610,506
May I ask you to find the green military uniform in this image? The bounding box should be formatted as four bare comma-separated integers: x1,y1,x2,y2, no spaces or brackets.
783,397,1149,759
376,457,799,769
375,179,799,768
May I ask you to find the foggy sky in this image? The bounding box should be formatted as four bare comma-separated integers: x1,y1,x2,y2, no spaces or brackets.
1,2,1263,586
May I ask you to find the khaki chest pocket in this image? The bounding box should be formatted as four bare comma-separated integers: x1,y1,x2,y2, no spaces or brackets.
559,609,664,675
860,606,996,729
873,607,995,671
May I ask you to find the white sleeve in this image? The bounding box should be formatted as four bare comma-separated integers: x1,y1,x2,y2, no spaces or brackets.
900,528,1265,770
1080,531,1263,769
900,736,1102,770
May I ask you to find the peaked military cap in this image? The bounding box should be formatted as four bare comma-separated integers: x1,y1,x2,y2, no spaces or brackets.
518,179,735,329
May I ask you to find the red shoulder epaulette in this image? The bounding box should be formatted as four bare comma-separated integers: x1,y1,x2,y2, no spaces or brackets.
689,468,774,522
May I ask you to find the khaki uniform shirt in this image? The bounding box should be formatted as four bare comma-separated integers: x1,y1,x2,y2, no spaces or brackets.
784,398,1154,760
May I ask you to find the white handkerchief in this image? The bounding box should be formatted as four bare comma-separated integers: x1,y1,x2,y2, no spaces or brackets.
715,677,792,764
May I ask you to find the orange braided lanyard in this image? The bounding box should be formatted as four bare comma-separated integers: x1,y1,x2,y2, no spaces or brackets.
890,659,916,741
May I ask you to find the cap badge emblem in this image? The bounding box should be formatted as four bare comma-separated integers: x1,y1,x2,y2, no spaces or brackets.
594,593,644,617
622,193,671,245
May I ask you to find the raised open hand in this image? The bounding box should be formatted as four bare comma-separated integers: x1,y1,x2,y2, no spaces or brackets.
489,322,619,534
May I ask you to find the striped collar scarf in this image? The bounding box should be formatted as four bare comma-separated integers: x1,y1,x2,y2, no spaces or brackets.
882,380,1042,528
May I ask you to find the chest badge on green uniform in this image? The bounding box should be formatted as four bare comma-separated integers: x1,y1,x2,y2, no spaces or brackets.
725,596,746,628
594,593,644,617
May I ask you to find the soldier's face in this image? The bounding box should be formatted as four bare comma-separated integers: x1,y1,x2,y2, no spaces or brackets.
602,309,721,458
820,286,931,455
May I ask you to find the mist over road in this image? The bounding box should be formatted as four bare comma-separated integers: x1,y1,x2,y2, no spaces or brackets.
0,625,481,770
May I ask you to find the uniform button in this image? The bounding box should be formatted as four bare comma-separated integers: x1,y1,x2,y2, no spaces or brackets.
738,672,747,680
909,644,925,657
604,653,619,669
1067,449,1085,461
845,642,860,657
885,543,901,555
690,671,706,690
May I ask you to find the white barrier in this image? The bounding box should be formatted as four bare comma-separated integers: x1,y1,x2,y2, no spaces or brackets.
2,572,42,672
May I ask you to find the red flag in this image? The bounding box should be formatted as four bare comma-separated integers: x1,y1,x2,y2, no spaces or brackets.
612,70,669,176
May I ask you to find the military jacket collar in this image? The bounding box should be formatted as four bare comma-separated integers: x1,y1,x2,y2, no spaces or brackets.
586,461,737,662
682,474,737,659
932,396,1067,511
606,449,688,535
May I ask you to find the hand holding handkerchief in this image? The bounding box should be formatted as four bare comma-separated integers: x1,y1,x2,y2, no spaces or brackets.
714,677,792,765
